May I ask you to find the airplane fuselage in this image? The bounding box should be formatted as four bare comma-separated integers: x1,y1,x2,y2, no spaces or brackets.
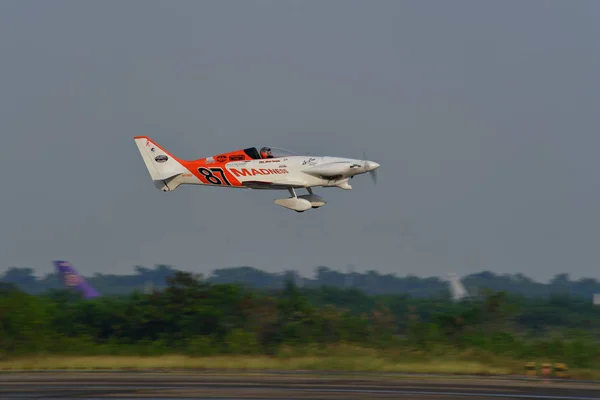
134,136,379,212
165,155,369,191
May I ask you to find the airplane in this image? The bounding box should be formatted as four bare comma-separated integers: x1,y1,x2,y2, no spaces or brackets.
133,136,380,212
53,260,101,299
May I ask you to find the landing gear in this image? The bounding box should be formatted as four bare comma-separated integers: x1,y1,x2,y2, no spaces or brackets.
274,187,327,212
299,187,327,208
274,188,312,212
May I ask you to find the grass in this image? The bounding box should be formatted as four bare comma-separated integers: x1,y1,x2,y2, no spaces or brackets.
0,354,512,375
0,344,595,379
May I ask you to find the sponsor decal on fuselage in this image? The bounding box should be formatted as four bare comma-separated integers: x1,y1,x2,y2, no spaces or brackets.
229,154,245,161
230,168,288,177
227,161,250,167
215,155,227,162
155,155,168,163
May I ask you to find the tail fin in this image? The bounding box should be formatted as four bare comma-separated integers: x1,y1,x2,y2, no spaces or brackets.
53,260,100,298
133,136,188,191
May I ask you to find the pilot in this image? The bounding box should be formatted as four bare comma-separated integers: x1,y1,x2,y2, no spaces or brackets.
260,146,273,159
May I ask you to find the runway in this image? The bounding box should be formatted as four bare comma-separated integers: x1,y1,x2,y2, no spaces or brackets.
2,372,600,399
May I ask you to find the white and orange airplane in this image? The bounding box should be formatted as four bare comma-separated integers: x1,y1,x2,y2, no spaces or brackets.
133,136,380,212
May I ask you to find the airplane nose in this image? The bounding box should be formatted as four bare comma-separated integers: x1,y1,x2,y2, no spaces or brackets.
365,161,380,171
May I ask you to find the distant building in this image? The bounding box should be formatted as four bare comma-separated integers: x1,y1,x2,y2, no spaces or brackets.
593,293,600,305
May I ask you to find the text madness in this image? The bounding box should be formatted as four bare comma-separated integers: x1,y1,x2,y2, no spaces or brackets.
230,168,288,176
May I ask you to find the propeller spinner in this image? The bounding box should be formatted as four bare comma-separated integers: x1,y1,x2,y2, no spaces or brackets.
362,152,379,184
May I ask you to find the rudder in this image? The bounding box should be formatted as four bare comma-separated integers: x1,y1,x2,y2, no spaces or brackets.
133,136,188,191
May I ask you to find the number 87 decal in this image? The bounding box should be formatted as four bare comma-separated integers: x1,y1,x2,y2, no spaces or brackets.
198,167,232,186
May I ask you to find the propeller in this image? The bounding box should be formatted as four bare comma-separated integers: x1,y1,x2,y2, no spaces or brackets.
362,151,378,184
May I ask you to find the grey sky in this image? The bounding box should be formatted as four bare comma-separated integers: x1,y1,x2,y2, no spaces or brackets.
1,1,599,282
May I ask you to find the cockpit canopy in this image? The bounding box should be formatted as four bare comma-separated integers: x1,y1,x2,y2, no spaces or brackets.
242,146,298,159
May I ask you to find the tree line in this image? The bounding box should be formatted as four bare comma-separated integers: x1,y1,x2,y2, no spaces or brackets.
1,271,600,369
3,264,600,300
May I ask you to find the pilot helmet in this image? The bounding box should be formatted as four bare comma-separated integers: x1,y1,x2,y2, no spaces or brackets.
260,146,273,158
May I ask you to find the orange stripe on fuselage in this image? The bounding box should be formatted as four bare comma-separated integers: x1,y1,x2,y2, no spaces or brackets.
136,136,247,187
181,159,243,186
185,149,256,186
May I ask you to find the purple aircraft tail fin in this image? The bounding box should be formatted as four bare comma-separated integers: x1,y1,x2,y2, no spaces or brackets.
53,260,100,298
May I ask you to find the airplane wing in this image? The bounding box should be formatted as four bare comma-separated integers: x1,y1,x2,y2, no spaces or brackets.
242,180,308,189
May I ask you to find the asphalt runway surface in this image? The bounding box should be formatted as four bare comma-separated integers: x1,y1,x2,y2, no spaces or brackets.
3,372,600,400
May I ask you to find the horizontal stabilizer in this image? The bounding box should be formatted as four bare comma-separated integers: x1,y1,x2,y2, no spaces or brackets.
154,171,182,181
